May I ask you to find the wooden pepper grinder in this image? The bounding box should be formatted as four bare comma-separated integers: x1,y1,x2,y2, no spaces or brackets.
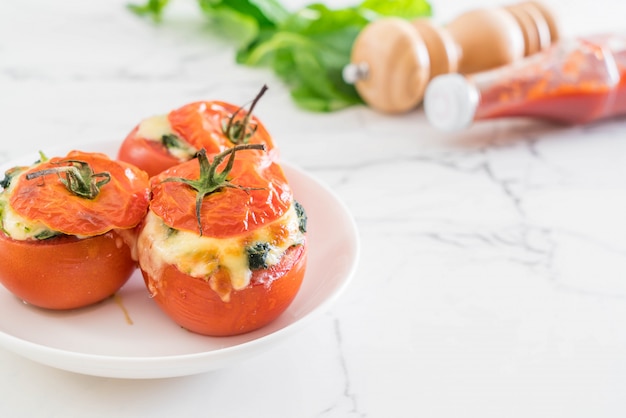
342,1,560,113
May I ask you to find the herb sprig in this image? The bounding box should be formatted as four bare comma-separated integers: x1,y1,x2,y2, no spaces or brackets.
127,0,431,112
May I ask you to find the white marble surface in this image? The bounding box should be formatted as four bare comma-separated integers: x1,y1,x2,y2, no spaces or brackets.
3,0,626,416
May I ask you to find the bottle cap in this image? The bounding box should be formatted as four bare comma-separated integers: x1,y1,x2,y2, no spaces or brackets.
424,74,479,131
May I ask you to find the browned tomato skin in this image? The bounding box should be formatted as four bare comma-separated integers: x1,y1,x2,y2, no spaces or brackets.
168,100,277,155
0,230,136,310
11,151,150,237
140,243,307,336
150,153,292,238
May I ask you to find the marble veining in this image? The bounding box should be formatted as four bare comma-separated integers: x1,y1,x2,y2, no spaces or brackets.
4,0,626,417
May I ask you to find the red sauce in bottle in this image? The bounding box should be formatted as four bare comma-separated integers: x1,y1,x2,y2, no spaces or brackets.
475,36,625,124
424,35,626,130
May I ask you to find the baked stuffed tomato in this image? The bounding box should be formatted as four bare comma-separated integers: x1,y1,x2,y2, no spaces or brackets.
136,144,307,336
117,85,276,177
0,151,150,310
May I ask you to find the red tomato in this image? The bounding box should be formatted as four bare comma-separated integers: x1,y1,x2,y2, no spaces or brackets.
0,230,136,310
0,151,150,310
117,126,185,178
140,242,307,336
117,88,276,177
137,147,307,336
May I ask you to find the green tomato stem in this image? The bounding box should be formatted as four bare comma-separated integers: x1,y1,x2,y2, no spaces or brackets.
25,159,111,200
223,85,268,145
161,144,266,236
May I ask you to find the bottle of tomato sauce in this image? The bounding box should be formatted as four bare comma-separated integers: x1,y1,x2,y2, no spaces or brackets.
423,34,626,131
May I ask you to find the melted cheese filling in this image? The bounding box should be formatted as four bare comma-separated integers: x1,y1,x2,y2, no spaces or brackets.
137,204,305,301
136,114,172,140
2,204,53,240
0,169,57,240
137,114,196,161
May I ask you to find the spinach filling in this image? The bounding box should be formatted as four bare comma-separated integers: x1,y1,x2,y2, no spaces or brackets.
246,242,271,270
294,200,307,233
0,159,64,241
0,166,25,190
161,133,196,156
161,133,185,149
33,230,63,240
245,201,307,270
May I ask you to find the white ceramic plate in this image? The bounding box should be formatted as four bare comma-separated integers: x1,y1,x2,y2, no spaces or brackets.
0,141,359,379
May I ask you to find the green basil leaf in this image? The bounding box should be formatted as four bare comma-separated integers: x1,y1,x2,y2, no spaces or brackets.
198,0,290,28
361,0,432,18
128,0,432,111
127,0,171,21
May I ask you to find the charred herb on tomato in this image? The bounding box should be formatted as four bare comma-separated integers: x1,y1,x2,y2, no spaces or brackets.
223,84,268,145
160,144,265,236
26,159,111,200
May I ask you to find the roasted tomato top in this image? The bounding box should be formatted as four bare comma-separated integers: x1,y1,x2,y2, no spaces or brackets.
150,146,291,238
168,98,277,157
7,150,150,237
117,87,276,177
